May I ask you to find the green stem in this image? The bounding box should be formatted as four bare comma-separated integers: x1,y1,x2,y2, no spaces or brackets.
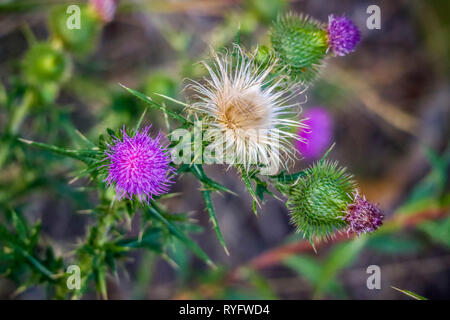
72,199,116,300
0,90,34,168
9,89,34,135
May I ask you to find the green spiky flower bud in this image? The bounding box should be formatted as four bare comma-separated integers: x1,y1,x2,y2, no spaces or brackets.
284,161,356,241
49,5,101,55
270,13,328,83
22,43,70,85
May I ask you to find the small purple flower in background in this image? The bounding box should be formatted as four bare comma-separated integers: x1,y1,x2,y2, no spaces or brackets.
326,15,361,56
296,107,334,160
104,126,175,202
344,191,384,235
89,0,118,23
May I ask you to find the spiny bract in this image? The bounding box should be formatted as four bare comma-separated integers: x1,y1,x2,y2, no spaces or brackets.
271,13,328,82
286,160,356,241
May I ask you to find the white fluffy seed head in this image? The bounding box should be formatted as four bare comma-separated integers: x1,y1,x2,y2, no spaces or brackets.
187,46,307,172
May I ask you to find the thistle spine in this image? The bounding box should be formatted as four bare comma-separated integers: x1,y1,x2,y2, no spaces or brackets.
270,13,328,83
284,160,356,241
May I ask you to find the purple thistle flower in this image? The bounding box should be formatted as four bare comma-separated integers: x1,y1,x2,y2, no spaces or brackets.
104,126,175,202
296,107,334,160
344,191,384,235
326,15,361,56
89,0,118,23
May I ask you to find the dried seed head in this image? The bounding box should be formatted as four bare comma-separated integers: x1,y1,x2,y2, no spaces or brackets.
188,46,306,172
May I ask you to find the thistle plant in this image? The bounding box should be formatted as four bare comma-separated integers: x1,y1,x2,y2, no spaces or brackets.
19,10,372,250
270,13,361,82
1,4,391,300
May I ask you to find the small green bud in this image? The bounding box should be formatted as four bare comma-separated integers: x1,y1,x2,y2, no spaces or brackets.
284,161,356,241
48,5,101,55
270,13,328,83
22,43,70,85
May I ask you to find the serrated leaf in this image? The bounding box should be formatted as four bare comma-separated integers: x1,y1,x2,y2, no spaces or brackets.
202,190,229,255
75,129,96,148
240,166,259,210
146,203,215,268
153,93,188,107
121,84,191,125
255,180,273,201
18,138,98,163
117,227,164,253
190,164,236,195
14,245,56,281
10,211,29,244
271,170,307,184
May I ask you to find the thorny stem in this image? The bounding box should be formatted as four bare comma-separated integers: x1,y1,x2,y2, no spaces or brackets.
72,198,116,300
